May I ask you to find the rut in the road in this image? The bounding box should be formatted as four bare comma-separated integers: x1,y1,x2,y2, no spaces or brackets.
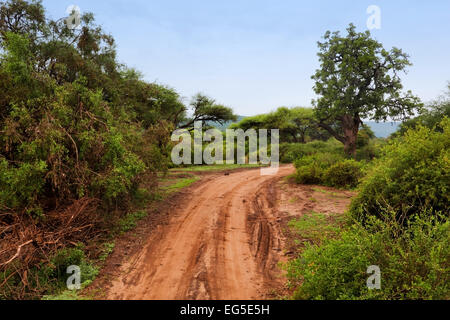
248,180,284,285
104,166,295,300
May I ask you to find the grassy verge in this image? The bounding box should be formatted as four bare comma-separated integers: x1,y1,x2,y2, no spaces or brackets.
170,163,264,172
160,176,200,194
288,212,348,247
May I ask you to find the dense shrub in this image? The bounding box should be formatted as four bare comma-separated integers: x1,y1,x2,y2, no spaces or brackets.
0,245,98,300
281,139,344,163
280,142,323,163
350,119,450,221
324,159,363,189
392,85,449,138
287,118,450,301
295,162,324,185
287,212,449,300
0,159,47,211
281,131,383,164
356,138,386,161
43,247,98,286
0,0,179,299
294,152,344,185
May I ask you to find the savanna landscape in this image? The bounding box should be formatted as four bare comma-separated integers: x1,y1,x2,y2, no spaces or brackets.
0,0,448,304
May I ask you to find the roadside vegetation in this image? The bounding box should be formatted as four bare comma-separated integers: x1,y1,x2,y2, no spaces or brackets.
0,0,236,299
280,24,450,300
282,115,449,300
230,25,449,300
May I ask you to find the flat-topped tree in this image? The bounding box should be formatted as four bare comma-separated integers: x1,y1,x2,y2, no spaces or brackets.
178,93,237,131
312,23,422,157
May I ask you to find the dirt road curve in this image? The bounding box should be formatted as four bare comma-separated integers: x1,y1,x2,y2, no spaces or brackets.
106,165,295,300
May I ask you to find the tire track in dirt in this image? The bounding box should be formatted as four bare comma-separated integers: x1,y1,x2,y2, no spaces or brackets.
105,165,295,300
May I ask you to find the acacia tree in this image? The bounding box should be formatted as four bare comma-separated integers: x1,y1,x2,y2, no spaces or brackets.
231,107,320,143
312,24,422,156
178,93,237,131
289,107,317,143
262,107,317,143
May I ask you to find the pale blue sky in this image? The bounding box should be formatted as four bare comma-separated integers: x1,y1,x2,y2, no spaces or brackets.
42,0,450,116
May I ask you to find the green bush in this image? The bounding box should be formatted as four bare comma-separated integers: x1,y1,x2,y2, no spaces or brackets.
290,139,366,188
294,152,344,185
356,138,387,161
40,246,99,286
287,212,449,300
38,246,99,300
350,119,450,221
0,0,179,299
0,246,99,300
324,159,363,189
281,134,383,164
117,210,148,233
0,159,47,211
295,163,324,185
281,139,344,163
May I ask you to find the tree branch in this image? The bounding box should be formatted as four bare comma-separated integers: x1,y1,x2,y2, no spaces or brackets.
317,122,345,143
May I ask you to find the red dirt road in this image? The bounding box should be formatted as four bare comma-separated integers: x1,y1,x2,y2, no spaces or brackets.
105,165,295,300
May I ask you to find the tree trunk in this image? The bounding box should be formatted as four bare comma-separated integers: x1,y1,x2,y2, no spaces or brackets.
290,132,299,143
317,115,361,158
342,115,360,158
300,132,306,144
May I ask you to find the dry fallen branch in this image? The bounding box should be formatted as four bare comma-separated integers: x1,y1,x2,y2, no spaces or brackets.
0,240,33,267
0,197,103,299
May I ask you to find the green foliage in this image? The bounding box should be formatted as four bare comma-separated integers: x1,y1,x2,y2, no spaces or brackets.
0,245,99,300
161,177,199,194
0,158,47,210
0,0,185,215
288,212,347,246
98,242,115,262
1,32,33,85
179,93,237,130
350,119,450,221
356,138,386,161
45,247,98,284
281,139,344,163
232,106,326,144
294,162,324,185
294,152,344,185
293,144,363,189
42,290,90,301
393,84,450,138
99,150,146,202
357,125,376,149
323,159,363,189
129,82,185,129
286,212,449,300
39,246,98,300
117,210,148,233
0,0,192,299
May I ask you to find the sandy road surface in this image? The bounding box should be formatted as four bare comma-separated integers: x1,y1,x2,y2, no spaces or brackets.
106,165,295,300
